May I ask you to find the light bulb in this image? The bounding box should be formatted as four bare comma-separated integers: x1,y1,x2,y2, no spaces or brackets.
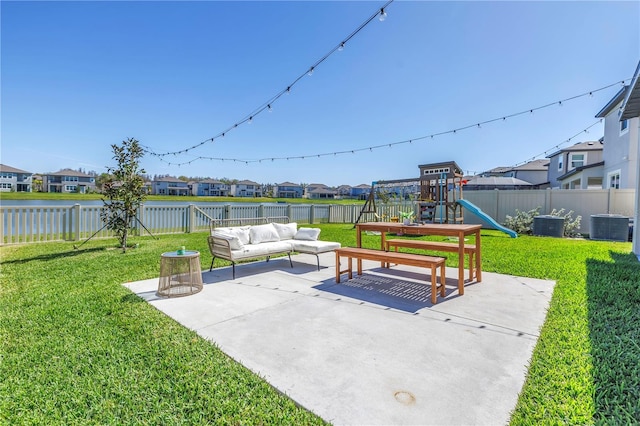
308,67,314,76
248,116,253,124
268,104,272,112
338,42,345,51
379,8,387,21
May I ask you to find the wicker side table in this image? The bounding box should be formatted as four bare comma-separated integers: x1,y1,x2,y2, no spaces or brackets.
158,251,203,297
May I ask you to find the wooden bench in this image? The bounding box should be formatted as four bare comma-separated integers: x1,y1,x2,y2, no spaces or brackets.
385,239,477,281
334,247,446,304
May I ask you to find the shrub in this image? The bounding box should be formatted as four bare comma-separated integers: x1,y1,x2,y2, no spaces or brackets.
503,207,541,234
503,207,582,237
549,208,582,238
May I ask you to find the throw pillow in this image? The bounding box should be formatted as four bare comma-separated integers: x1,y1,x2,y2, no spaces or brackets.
250,223,280,244
294,227,321,241
272,222,298,240
212,231,244,250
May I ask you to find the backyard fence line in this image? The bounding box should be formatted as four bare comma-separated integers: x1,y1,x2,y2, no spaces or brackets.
0,188,635,245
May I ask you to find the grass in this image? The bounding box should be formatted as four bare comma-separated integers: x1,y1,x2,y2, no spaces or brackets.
1,224,639,424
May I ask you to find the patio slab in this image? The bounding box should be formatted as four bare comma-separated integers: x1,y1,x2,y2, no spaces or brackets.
124,252,554,425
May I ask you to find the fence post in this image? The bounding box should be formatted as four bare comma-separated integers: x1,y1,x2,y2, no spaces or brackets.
258,204,264,218
137,203,145,235
287,204,292,221
545,188,552,214
74,203,81,241
188,204,195,233
224,204,230,220
309,205,315,224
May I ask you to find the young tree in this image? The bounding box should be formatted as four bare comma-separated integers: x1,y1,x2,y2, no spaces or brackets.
101,138,146,252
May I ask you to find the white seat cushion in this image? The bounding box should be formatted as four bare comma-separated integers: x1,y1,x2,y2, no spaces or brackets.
290,240,341,254
230,241,293,260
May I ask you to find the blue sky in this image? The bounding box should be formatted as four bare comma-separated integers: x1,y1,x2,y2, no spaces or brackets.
2,1,639,187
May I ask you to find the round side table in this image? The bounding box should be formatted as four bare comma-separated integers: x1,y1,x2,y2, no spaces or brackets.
158,250,203,297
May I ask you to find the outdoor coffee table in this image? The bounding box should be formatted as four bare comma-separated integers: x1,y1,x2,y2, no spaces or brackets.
158,250,203,297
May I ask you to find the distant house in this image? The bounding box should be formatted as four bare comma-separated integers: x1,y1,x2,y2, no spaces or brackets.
481,159,549,186
305,183,336,199
192,179,230,197
350,184,371,200
335,185,352,198
43,169,96,193
0,164,33,192
546,140,604,189
275,182,303,198
152,176,190,196
463,176,533,191
596,86,639,189
231,180,262,197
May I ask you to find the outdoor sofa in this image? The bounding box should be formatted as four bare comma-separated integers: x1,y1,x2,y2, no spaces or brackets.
208,219,341,279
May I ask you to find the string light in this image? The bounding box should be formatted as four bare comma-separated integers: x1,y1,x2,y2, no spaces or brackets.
155,83,613,168
143,0,395,158
379,7,387,21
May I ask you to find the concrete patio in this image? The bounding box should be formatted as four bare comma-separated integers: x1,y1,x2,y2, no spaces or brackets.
125,252,555,425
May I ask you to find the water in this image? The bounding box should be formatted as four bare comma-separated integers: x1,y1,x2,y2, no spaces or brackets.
0,199,279,207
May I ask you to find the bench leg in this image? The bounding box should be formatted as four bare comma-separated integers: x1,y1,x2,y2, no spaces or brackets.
349,257,354,279
431,265,438,304
335,252,341,283
468,252,474,281
440,263,446,298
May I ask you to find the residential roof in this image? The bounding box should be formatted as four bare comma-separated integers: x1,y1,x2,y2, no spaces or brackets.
620,60,640,120
353,184,371,189
277,182,300,187
557,161,605,181
235,180,260,185
418,161,463,175
546,140,604,158
199,178,225,184
154,176,185,183
47,168,92,177
512,159,550,171
465,176,532,186
0,164,31,174
595,86,627,118
484,166,512,174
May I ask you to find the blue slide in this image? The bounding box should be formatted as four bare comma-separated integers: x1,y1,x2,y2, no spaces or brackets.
457,199,518,238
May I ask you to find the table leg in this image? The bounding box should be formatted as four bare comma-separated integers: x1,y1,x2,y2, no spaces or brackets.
349,257,353,279
458,231,465,295
380,231,387,267
356,225,362,247
335,251,341,283
475,229,482,283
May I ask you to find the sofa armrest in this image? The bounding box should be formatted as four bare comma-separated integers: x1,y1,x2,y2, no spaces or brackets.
208,235,234,261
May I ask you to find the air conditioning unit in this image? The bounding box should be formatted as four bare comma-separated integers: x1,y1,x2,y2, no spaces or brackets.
533,215,565,237
590,214,630,242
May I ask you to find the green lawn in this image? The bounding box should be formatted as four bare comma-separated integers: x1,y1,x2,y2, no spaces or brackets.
1,225,639,424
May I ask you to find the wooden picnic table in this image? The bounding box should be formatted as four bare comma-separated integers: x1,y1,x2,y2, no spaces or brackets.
355,222,482,295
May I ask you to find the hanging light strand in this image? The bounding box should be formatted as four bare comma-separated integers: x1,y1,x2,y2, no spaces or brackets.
464,119,604,175
156,81,622,167
142,0,394,158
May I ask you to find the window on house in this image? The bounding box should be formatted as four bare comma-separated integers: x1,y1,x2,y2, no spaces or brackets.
620,119,629,134
609,172,620,189
1,183,12,189
558,156,563,171
65,185,77,192
570,154,584,169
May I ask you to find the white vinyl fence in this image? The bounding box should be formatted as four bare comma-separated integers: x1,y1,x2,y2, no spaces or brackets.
0,189,635,244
